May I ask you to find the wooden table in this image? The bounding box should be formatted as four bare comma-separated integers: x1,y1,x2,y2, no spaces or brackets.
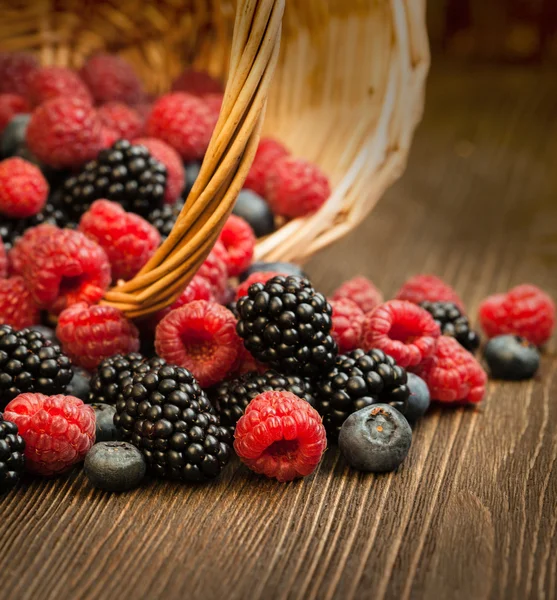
1,62,556,600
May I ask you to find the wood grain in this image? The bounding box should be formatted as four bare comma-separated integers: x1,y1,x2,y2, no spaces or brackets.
1,61,556,600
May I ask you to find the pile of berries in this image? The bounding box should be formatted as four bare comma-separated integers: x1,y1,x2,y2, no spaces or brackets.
0,51,555,495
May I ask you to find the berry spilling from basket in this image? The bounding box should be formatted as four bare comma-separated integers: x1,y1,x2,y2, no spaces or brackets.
0,52,555,492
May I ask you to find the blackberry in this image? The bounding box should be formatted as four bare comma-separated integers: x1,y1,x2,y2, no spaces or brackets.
0,325,73,407
419,301,480,353
236,275,337,377
148,199,183,240
209,370,316,432
316,348,410,440
0,414,25,493
58,139,167,221
88,352,166,405
114,363,232,482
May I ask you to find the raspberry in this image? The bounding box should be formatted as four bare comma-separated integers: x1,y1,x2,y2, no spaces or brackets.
56,303,140,370
8,223,57,275
0,94,30,134
145,93,213,161
235,271,282,300
21,227,111,314
228,345,267,378
244,138,289,197
395,274,465,312
414,336,487,404
329,298,365,354
80,54,145,105
361,300,441,368
234,390,327,482
171,68,223,96
100,126,118,149
26,97,103,169
0,239,6,278
0,52,38,96
134,137,185,204
332,276,383,314
155,301,242,388
98,102,143,140
218,215,255,277
0,157,48,218
0,276,40,329
479,284,555,346
197,241,229,302
4,393,95,476
26,66,91,107
79,200,160,282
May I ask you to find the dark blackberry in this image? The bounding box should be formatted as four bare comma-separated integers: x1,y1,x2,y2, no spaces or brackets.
59,139,167,221
0,414,25,493
419,301,480,353
114,363,232,482
0,325,73,407
209,370,316,432
236,275,337,377
316,348,410,440
88,352,166,405
148,199,183,240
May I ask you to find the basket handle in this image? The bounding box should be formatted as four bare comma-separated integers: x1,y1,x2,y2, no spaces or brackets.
102,0,285,318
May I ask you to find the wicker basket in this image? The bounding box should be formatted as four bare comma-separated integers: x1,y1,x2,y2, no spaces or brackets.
0,0,429,317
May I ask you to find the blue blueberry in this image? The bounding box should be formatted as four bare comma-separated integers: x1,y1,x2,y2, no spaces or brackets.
67,367,91,401
84,441,146,492
1,114,30,159
233,189,275,238
339,404,412,472
183,161,202,197
90,403,120,442
402,373,430,423
483,334,540,380
239,261,307,282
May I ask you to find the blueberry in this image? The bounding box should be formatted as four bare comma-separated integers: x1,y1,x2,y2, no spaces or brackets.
339,404,412,472
183,161,202,197
84,441,146,492
67,367,91,401
233,189,275,238
1,114,30,159
240,261,307,282
27,325,58,344
401,373,430,423
483,334,540,380
90,403,120,442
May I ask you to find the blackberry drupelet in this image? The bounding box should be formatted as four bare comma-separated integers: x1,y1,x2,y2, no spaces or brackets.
210,369,316,432
114,363,232,482
236,275,337,377
0,413,25,493
148,199,184,240
88,352,166,405
316,348,410,440
419,301,480,353
59,139,167,221
0,325,73,407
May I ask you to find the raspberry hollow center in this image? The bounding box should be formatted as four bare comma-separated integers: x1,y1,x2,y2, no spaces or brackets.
59,275,84,296
182,332,215,360
389,323,421,343
264,439,299,459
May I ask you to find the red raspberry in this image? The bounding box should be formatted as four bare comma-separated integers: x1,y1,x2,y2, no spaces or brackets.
26,67,91,107
4,393,95,476
414,336,487,404
79,200,160,282
479,284,555,346
234,390,327,482
79,53,145,105
8,223,57,275
0,52,38,96
197,241,229,302
244,138,290,197
21,227,111,314
56,302,140,370
134,137,185,204
229,345,268,378
235,271,282,300
0,157,48,218
361,300,441,368
98,102,143,140
155,301,242,388
218,215,255,277
171,68,223,96
332,276,383,314
100,126,119,149
0,276,41,329
395,274,465,312
0,239,6,278
133,102,152,122
0,94,30,134
145,93,213,161
26,97,103,169
329,298,365,354
266,157,331,219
